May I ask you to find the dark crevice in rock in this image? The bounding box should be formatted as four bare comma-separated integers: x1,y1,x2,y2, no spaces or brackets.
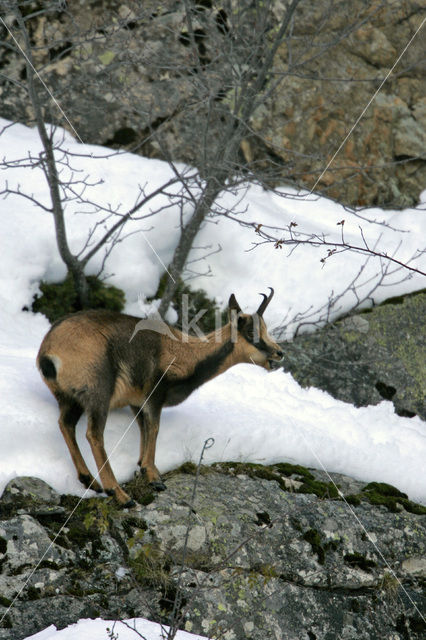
375,380,397,400
343,553,377,573
104,127,137,146
395,407,417,418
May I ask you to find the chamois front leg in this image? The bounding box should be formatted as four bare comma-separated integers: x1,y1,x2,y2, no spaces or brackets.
86,407,135,507
136,403,166,492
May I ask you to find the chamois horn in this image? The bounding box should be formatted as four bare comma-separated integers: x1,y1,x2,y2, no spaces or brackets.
256,287,274,316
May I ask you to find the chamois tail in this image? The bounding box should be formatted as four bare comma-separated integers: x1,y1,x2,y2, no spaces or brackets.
39,355,57,380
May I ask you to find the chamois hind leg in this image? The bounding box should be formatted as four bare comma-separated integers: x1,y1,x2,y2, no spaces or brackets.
57,396,102,493
86,407,134,507
135,403,166,492
130,405,148,470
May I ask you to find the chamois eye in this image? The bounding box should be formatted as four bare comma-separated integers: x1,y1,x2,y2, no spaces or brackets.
246,330,255,341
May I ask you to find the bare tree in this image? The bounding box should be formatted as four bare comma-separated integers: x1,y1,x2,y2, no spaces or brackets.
0,0,195,307
147,0,425,316
0,0,423,320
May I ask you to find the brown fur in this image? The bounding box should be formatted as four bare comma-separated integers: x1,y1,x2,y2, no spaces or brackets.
37,293,282,505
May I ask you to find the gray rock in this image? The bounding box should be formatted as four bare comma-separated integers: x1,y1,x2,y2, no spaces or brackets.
137,471,425,639
0,477,64,517
340,316,370,334
143,473,424,587
177,567,424,640
0,514,73,574
0,470,424,640
281,290,426,419
0,0,425,207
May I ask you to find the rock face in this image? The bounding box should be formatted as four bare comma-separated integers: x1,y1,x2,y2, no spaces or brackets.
0,1,425,207
281,290,426,420
0,471,425,640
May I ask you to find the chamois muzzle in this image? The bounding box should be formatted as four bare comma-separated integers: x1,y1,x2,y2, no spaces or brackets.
268,348,284,369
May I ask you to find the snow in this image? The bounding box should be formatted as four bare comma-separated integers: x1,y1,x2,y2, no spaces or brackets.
25,618,204,640
0,118,425,640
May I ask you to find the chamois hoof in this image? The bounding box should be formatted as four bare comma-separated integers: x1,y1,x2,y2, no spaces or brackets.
122,499,137,509
79,473,102,493
149,480,167,492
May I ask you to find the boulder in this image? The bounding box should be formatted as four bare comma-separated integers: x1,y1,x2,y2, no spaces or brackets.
0,469,424,639
0,477,64,518
281,290,426,419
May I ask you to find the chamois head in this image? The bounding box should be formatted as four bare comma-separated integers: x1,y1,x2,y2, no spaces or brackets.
228,287,283,369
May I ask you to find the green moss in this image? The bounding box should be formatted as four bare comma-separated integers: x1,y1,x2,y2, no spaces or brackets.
364,493,426,515
402,501,426,516
256,563,280,583
129,542,171,589
210,461,339,499
66,520,95,546
345,494,361,506
31,274,125,322
211,462,288,491
66,583,86,598
0,595,12,607
153,274,227,334
273,463,314,480
302,528,339,565
298,479,339,499
378,571,400,600
59,496,120,547
26,585,41,600
173,461,199,476
303,529,325,565
123,474,157,506
343,483,426,515
363,482,407,499
164,462,212,486
0,613,12,629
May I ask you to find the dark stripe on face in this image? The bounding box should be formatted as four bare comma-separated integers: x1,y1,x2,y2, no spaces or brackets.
253,338,268,352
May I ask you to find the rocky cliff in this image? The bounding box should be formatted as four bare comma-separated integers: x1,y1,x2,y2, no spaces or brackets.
1,0,425,207
0,469,425,640
282,289,426,421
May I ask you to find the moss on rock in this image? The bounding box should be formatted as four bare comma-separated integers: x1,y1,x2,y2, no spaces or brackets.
153,274,227,334
345,482,426,515
211,461,339,499
31,274,125,323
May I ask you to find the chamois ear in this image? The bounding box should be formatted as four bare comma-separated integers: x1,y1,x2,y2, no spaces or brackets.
237,314,253,334
228,293,242,315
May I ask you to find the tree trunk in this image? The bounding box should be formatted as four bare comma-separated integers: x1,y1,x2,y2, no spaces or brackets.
158,0,302,318
158,183,222,317
13,1,89,309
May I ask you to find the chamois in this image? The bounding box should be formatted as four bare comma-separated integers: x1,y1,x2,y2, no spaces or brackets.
37,288,283,506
